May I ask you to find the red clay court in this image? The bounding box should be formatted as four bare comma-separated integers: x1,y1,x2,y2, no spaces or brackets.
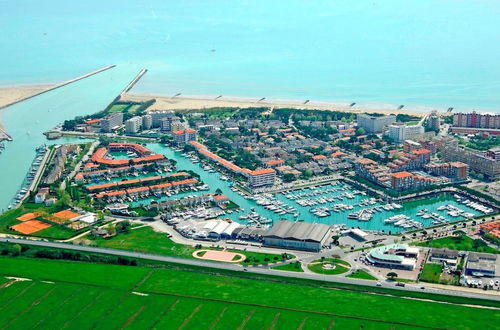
12,220,51,235
16,212,40,221
52,210,80,220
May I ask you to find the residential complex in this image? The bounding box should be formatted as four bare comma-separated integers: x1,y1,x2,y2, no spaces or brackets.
442,145,500,179
453,112,500,129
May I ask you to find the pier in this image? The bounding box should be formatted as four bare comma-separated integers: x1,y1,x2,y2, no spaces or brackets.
120,68,148,96
0,64,116,110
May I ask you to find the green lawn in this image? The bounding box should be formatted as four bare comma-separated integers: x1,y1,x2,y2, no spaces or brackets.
420,263,443,283
88,226,287,266
0,257,498,329
346,269,377,280
416,235,499,254
271,261,304,272
307,258,351,275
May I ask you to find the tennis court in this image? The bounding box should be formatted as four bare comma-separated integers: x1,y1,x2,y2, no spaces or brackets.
11,220,51,234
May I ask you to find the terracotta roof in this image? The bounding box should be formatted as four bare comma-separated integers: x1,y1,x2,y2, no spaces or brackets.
391,171,413,179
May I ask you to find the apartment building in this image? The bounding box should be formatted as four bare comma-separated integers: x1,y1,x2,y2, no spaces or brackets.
356,114,396,133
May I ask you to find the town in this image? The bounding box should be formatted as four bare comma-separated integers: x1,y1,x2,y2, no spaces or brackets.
1,97,498,300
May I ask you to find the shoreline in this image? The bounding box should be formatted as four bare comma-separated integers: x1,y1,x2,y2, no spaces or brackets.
121,92,431,116
0,65,116,111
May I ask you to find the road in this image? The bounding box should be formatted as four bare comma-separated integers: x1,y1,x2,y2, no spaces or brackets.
1,237,499,303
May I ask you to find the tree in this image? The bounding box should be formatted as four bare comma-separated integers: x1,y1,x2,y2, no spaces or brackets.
11,244,22,256
356,127,366,136
387,272,398,280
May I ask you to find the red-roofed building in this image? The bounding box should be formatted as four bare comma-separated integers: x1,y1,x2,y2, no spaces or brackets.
266,159,285,167
312,155,327,161
173,129,198,145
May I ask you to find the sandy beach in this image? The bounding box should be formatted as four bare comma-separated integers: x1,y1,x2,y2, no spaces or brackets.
121,92,428,117
0,85,53,109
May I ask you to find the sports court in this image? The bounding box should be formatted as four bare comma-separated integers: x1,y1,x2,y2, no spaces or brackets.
11,220,51,234
16,212,39,221
193,249,245,263
52,209,80,220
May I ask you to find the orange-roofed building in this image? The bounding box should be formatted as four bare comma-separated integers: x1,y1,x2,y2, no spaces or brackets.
266,159,285,167
312,155,327,160
213,194,229,206
173,129,197,145
246,168,276,187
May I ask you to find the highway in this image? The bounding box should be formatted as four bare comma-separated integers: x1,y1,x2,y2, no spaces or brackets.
1,237,499,303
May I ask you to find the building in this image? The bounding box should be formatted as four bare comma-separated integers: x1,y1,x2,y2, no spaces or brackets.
172,129,198,145
366,244,419,270
425,162,469,181
125,116,142,134
387,123,424,143
142,114,152,130
466,252,497,277
356,114,396,133
429,248,459,265
390,171,436,191
246,168,276,188
150,110,176,127
453,112,500,129
35,188,50,204
442,145,500,179
354,157,391,187
427,111,440,131
263,220,331,251
100,112,123,133
387,149,431,172
403,140,422,153
486,147,500,161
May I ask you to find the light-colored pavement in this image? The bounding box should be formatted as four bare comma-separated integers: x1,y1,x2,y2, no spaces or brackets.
1,237,499,302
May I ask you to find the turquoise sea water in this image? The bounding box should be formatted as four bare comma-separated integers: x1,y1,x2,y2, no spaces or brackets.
1,0,500,112
0,66,140,211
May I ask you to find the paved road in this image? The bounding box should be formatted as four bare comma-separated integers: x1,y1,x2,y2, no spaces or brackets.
1,237,499,303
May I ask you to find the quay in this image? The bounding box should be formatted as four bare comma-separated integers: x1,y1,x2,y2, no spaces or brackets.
0,64,116,110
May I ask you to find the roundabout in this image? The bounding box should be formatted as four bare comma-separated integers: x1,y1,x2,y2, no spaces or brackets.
307,258,351,275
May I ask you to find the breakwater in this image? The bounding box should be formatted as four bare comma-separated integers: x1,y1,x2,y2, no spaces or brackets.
0,65,116,110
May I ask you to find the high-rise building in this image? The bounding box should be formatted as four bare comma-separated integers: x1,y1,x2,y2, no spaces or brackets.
100,112,124,133
425,162,469,181
387,123,424,143
125,116,142,134
151,111,176,127
427,111,440,131
356,114,396,133
142,114,152,130
486,147,500,161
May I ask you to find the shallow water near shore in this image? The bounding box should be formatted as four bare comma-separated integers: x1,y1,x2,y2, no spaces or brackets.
0,66,140,211
1,0,500,112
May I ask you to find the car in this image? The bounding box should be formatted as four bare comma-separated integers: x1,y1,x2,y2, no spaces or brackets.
376,282,382,287
395,282,405,287
243,268,248,271
420,286,425,290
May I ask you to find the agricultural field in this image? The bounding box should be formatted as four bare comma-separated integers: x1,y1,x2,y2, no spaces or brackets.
0,256,498,329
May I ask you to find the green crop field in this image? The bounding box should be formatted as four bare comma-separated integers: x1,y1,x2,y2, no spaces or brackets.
0,257,498,329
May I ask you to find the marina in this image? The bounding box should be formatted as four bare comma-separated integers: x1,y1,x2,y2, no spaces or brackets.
134,143,491,233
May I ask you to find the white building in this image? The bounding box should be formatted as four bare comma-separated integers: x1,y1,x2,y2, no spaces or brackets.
357,114,396,133
366,244,419,270
246,168,276,188
387,123,424,143
125,116,142,134
142,114,152,130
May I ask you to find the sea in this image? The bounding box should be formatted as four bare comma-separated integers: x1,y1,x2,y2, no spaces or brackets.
1,0,500,112
0,0,499,211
